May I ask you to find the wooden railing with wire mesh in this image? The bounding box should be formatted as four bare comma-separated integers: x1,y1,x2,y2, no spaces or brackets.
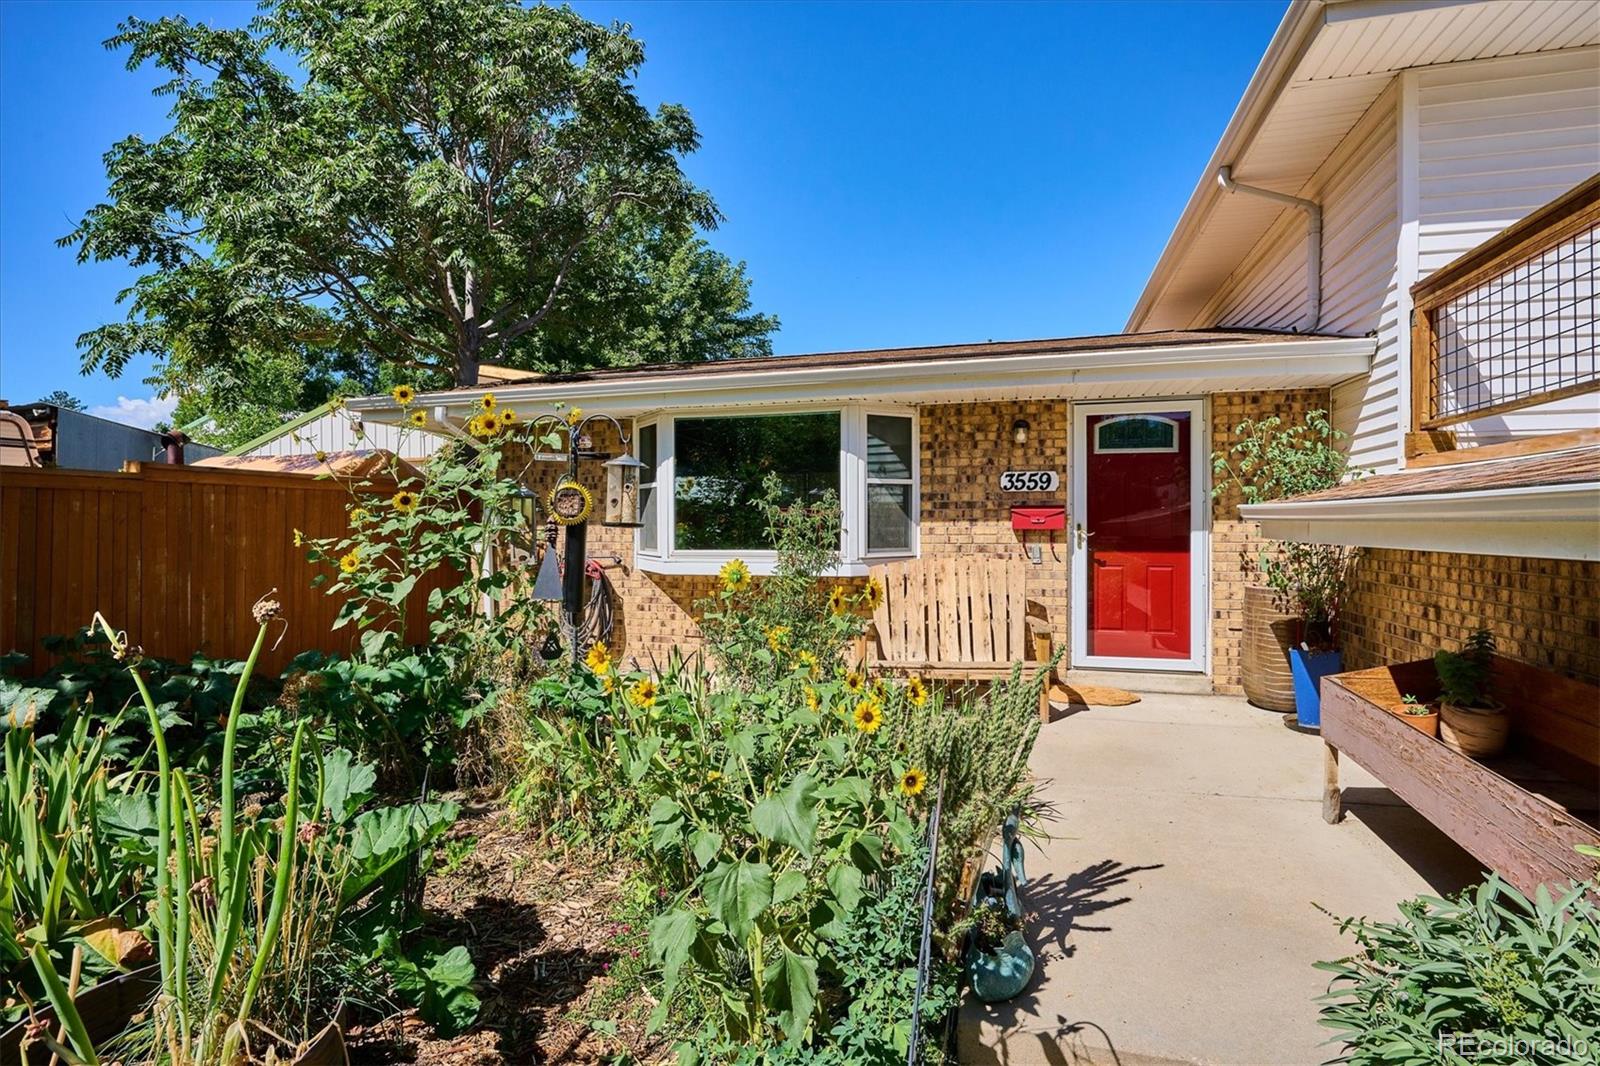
1408,173,1600,465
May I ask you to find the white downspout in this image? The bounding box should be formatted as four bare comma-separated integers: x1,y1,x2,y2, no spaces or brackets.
1216,165,1322,332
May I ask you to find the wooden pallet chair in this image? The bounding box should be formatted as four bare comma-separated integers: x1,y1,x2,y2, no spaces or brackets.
855,556,1055,720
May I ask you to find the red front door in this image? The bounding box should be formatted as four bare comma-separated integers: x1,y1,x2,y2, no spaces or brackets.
1083,411,1192,660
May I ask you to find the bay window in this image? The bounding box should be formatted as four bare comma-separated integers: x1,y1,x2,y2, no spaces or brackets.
633,405,918,574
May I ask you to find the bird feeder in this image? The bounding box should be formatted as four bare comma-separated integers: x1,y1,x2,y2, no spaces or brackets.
603,452,646,528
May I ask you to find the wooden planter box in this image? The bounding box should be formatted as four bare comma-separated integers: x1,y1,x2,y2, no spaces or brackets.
1320,656,1599,896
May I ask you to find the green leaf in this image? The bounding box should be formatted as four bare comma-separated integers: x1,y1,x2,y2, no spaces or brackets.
827,864,864,913
649,907,698,989
773,869,807,905
320,748,376,824
751,773,819,857
763,944,818,1044
702,860,773,937
391,943,480,1037
690,829,722,869
647,797,684,853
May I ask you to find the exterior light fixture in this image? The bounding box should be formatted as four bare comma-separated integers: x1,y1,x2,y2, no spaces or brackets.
1012,419,1031,446
513,486,539,531
603,452,646,527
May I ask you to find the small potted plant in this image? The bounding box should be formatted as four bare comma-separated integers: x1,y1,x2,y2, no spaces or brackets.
1391,693,1439,738
964,895,1034,1003
1435,629,1508,757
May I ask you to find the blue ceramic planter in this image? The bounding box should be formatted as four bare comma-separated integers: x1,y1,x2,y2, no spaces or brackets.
1289,648,1343,729
967,928,1036,1002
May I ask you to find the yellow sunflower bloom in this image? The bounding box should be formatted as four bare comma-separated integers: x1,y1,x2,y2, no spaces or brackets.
805,687,821,713
585,641,612,675
628,677,658,709
349,507,368,526
852,699,884,734
719,558,752,594
473,412,501,437
844,670,865,694
407,409,428,428
862,576,884,611
339,549,362,574
796,650,819,678
292,529,304,547
602,673,617,695
899,767,927,797
315,450,329,463
479,392,497,412
391,489,419,514
828,586,849,616
566,406,584,426
500,408,519,426
872,678,889,701
391,384,416,405
906,676,929,707
765,625,791,652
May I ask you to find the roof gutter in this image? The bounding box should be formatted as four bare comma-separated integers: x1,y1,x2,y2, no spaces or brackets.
1216,165,1322,332
1125,0,1329,331
347,335,1375,419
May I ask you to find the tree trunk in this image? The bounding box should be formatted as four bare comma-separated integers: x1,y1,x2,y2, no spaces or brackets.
457,271,482,387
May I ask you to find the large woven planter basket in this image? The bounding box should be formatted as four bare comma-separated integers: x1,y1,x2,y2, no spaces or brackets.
1242,584,1297,712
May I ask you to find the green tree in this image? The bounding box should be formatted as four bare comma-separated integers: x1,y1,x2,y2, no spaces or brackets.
65,0,776,407
37,390,85,411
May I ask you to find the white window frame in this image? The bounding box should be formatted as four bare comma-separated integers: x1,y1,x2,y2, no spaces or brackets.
635,421,660,556
633,404,918,577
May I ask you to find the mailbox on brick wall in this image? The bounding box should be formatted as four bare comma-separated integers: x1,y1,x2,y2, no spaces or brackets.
1010,506,1065,531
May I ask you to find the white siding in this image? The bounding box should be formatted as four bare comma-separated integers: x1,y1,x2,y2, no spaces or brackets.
1415,48,1600,446
242,409,445,458
1200,83,1404,471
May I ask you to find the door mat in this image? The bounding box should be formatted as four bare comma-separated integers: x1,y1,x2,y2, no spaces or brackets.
1049,683,1141,707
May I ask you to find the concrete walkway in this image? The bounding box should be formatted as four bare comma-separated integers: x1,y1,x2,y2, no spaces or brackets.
960,693,1484,1066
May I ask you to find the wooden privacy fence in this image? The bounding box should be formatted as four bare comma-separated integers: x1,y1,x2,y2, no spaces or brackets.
1,462,445,676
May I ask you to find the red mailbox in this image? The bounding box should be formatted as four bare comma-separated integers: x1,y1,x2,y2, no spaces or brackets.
1011,506,1066,531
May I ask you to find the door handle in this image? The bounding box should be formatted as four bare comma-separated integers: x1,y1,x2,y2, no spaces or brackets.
1075,523,1094,549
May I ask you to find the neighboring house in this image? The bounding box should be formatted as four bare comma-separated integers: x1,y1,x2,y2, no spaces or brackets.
348,0,1599,692
225,399,446,460
1,400,224,470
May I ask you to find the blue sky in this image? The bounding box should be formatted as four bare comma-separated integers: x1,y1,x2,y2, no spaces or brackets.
0,0,1284,426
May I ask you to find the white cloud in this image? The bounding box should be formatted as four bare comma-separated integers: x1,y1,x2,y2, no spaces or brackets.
86,395,178,430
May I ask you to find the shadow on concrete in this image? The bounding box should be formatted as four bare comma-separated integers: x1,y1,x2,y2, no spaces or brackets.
1027,858,1164,957
1340,789,1485,896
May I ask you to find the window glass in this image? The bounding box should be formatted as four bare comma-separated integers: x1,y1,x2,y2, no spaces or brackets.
867,483,913,551
673,413,840,551
1094,415,1178,453
866,414,913,479
638,424,658,553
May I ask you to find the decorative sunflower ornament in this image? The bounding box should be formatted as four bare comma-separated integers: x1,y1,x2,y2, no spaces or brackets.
548,476,593,525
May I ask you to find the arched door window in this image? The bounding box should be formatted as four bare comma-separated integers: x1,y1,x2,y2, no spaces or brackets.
1093,414,1180,453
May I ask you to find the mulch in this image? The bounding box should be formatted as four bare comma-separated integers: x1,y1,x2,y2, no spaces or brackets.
346,802,671,1065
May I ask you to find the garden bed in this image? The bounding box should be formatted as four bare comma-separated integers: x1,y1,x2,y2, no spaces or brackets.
349,801,669,1065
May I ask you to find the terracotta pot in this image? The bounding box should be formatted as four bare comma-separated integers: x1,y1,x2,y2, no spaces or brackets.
1241,585,1297,712
1390,703,1440,738
1439,699,1509,757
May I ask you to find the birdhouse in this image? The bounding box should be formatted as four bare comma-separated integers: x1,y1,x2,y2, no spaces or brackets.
603,452,645,528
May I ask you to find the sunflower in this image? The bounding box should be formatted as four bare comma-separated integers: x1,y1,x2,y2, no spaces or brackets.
862,576,884,611
852,699,884,734
407,409,428,428
906,676,929,707
719,559,751,594
565,406,584,426
585,641,612,675
828,586,849,616
315,450,329,463
391,384,416,405
843,670,865,694
601,673,617,695
872,678,889,701
349,508,368,526
479,392,497,412
499,408,519,426
292,529,304,547
795,650,819,678
391,489,419,514
473,412,501,437
765,625,791,652
339,549,362,574
804,687,821,713
899,767,927,797
628,677,658,709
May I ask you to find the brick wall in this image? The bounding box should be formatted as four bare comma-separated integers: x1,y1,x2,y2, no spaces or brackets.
1343,550,1600,685
1208,389,1333,693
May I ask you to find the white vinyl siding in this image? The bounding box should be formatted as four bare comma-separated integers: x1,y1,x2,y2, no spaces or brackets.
240,408,447,458
1199,83,1404,471
1414,48,1600,447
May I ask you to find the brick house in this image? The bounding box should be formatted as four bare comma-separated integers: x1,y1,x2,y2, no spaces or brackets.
348,0,1598,694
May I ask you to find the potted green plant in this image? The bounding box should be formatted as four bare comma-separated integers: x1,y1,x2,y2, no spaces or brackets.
1212,411,1360,721
963,815,1034,1003
1435,629,1508,756
1390,693,1439,738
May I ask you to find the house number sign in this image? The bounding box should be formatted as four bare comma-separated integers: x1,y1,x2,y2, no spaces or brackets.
998,470,1059,492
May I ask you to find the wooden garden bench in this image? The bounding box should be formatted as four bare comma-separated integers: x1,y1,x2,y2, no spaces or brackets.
856,556,1055,720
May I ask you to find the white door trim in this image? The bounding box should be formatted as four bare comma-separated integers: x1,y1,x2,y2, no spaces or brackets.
1071,398,1210,674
